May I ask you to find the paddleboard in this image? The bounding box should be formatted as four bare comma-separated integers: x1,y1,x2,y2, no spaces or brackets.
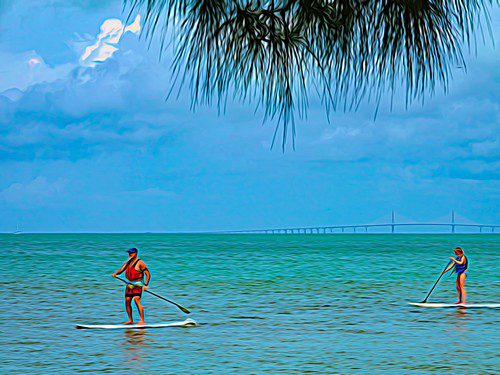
76,318,197,329
409,302,500,309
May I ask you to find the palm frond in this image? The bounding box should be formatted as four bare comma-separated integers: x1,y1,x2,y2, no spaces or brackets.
125,0,493,150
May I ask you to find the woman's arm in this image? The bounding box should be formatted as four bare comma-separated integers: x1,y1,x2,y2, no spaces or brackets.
441,262,455,275
449,256,465,265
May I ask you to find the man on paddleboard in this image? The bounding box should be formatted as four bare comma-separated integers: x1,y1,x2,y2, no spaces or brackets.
112,248,151,325
441,247,468,304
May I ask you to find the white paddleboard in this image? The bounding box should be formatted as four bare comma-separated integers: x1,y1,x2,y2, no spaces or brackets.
76,318,197,329
409,302,500,309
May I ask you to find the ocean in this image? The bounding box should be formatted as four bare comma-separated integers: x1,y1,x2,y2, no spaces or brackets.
2,234,499,374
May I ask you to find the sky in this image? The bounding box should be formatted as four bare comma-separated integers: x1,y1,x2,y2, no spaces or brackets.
0,0,498,233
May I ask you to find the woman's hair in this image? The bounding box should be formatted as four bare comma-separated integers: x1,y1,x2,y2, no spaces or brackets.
454,247,464,254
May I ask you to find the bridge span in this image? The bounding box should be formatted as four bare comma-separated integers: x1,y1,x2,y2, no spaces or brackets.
214,211,499,234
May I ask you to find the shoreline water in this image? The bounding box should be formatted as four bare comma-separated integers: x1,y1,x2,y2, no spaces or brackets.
2,234,499,373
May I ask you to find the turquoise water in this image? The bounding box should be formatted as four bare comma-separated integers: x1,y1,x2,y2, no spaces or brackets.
2,234,499,374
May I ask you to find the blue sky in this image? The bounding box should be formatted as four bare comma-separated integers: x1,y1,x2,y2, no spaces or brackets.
0,1,498,232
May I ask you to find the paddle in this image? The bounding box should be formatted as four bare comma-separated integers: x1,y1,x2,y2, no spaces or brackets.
115,276,190,314
420,261,452,303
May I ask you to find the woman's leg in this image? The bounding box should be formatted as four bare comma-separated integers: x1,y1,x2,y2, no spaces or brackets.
459,273,467,304
455,277,461,303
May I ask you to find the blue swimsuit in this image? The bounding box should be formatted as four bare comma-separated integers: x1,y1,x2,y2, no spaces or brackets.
455,255,468,275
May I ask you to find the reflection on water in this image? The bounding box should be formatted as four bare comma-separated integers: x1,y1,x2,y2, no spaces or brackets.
122,330,149,366
124,329,148,346
1,234,499,374
444,308,469,333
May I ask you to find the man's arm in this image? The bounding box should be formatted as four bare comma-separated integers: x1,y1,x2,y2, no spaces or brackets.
139,261,151,290
112,261,129,278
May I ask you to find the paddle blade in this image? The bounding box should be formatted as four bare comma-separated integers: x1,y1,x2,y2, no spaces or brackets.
179,306,191,314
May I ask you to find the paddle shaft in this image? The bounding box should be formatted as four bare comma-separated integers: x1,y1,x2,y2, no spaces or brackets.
421,261,452,303
115,276,190,314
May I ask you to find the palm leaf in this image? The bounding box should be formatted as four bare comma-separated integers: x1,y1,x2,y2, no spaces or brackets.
125,0,494,150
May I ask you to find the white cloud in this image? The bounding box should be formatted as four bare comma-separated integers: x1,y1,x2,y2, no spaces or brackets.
0,13,142,99
80,15,141,68
124,188,180,199
0,50,73,93
470,138,500,158
0,176,69,208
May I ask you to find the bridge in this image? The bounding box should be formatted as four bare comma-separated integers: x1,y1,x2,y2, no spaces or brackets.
215,211,499,234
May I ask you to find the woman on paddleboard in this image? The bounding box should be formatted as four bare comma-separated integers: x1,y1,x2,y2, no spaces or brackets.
441,247,468,304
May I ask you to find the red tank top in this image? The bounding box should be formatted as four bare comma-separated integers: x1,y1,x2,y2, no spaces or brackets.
125,258,143,281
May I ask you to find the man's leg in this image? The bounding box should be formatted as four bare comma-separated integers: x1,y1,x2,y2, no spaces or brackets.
133,296,146,324
123,296,134,324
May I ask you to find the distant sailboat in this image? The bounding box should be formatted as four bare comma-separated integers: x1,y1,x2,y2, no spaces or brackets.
13,223,22,235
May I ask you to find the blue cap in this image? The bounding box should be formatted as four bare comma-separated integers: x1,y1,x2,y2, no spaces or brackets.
126,248,138,253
